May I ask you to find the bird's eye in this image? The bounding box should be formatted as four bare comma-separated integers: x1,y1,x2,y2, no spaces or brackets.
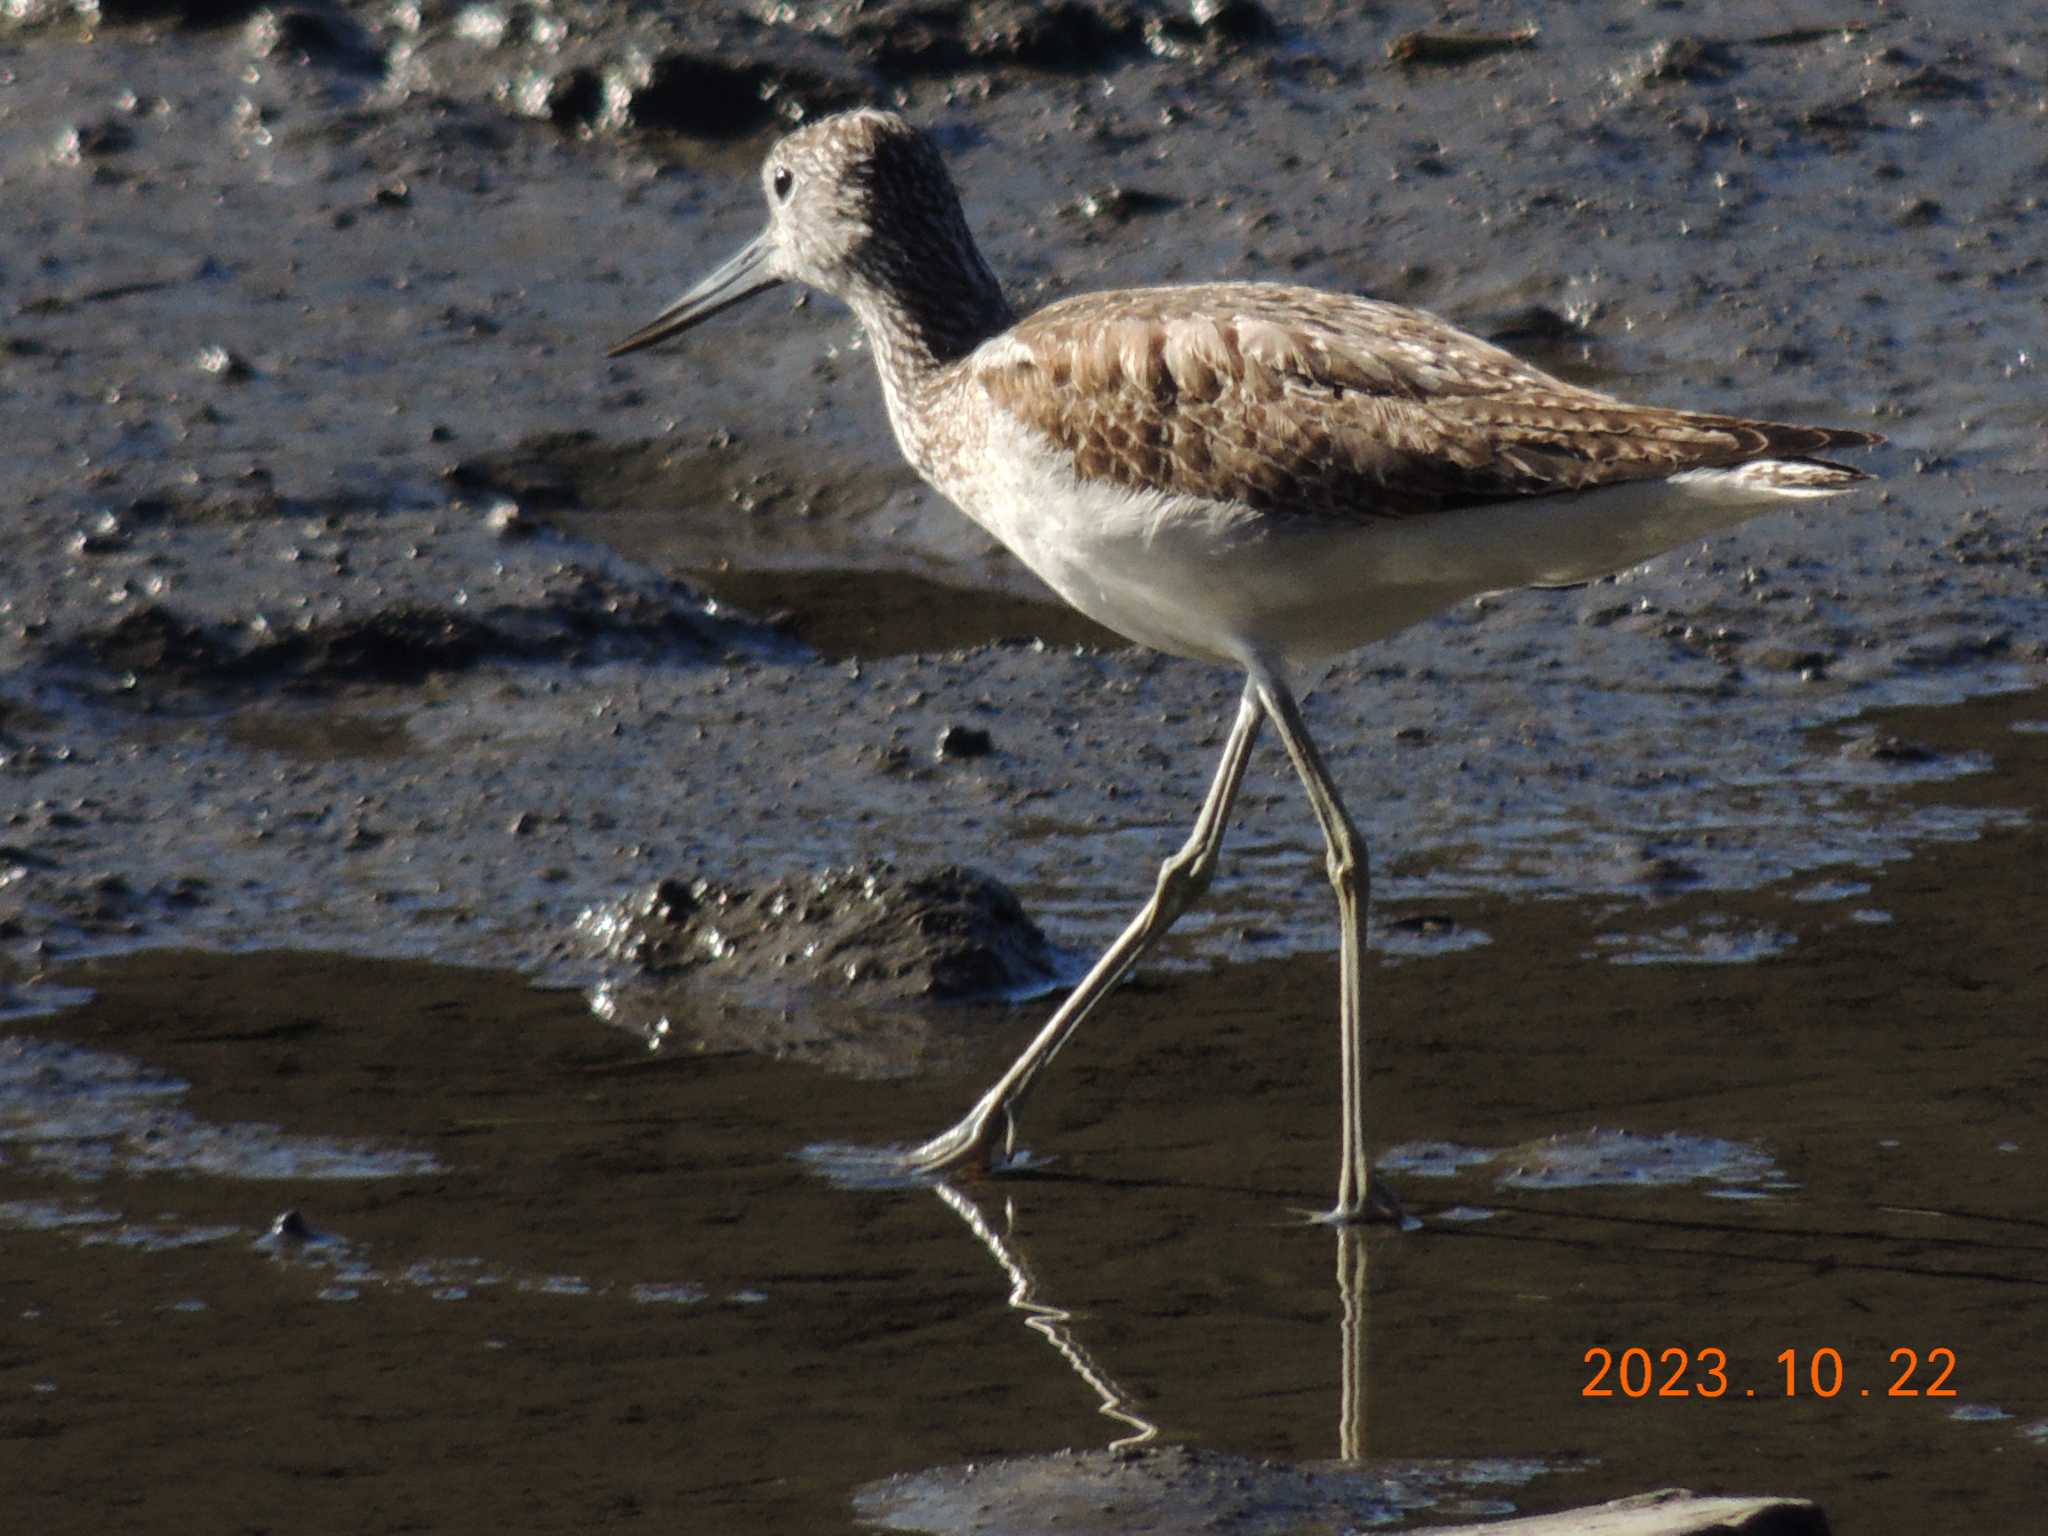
772,167,794,201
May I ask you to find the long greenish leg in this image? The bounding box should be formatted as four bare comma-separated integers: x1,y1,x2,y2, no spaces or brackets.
1252,675,1402,1225
906,681,1266,1174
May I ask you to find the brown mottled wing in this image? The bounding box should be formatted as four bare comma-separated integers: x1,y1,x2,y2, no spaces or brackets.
970,284,1880,520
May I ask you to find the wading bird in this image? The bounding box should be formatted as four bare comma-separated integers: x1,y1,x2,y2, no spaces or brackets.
608,111,1881,1222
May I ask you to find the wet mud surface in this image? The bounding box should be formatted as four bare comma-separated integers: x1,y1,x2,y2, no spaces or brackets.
2,0,2046,1530
3,0,2045,990
5,683,2046,1534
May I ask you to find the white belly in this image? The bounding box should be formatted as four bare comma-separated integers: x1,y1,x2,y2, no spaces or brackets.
930,410,1826,671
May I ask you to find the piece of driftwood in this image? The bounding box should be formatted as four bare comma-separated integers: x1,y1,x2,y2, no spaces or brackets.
1429,1488,1828,1536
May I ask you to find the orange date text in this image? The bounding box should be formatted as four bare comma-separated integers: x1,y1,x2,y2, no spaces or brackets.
1581,1345,1958,1399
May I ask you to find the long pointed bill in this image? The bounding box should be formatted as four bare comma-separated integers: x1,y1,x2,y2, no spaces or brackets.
606,233,783,357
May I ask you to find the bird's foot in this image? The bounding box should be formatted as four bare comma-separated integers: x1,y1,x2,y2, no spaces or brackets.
902,1101,1015,1179
1311,1171,1412,1229
798,1099,1029,1192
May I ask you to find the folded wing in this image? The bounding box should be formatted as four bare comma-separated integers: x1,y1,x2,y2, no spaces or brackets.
969,284,1882,521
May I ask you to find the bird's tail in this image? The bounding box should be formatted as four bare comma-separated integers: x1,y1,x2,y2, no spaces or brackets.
1703,455,1877,498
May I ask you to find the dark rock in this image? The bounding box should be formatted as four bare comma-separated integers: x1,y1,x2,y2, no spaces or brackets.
576,863,1061,1004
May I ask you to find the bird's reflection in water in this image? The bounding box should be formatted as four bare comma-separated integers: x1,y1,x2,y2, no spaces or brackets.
933,1181,1160,1451
932,1182,1371,1461
1336,1225,1367,1463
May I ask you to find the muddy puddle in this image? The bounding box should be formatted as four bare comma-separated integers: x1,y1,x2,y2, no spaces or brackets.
5,685,2046,1534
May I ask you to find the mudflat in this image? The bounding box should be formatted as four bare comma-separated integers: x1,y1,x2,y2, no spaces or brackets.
3,1,2044,1530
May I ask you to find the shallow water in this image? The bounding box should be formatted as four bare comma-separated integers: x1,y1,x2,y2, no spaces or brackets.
5,686,2046,1533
